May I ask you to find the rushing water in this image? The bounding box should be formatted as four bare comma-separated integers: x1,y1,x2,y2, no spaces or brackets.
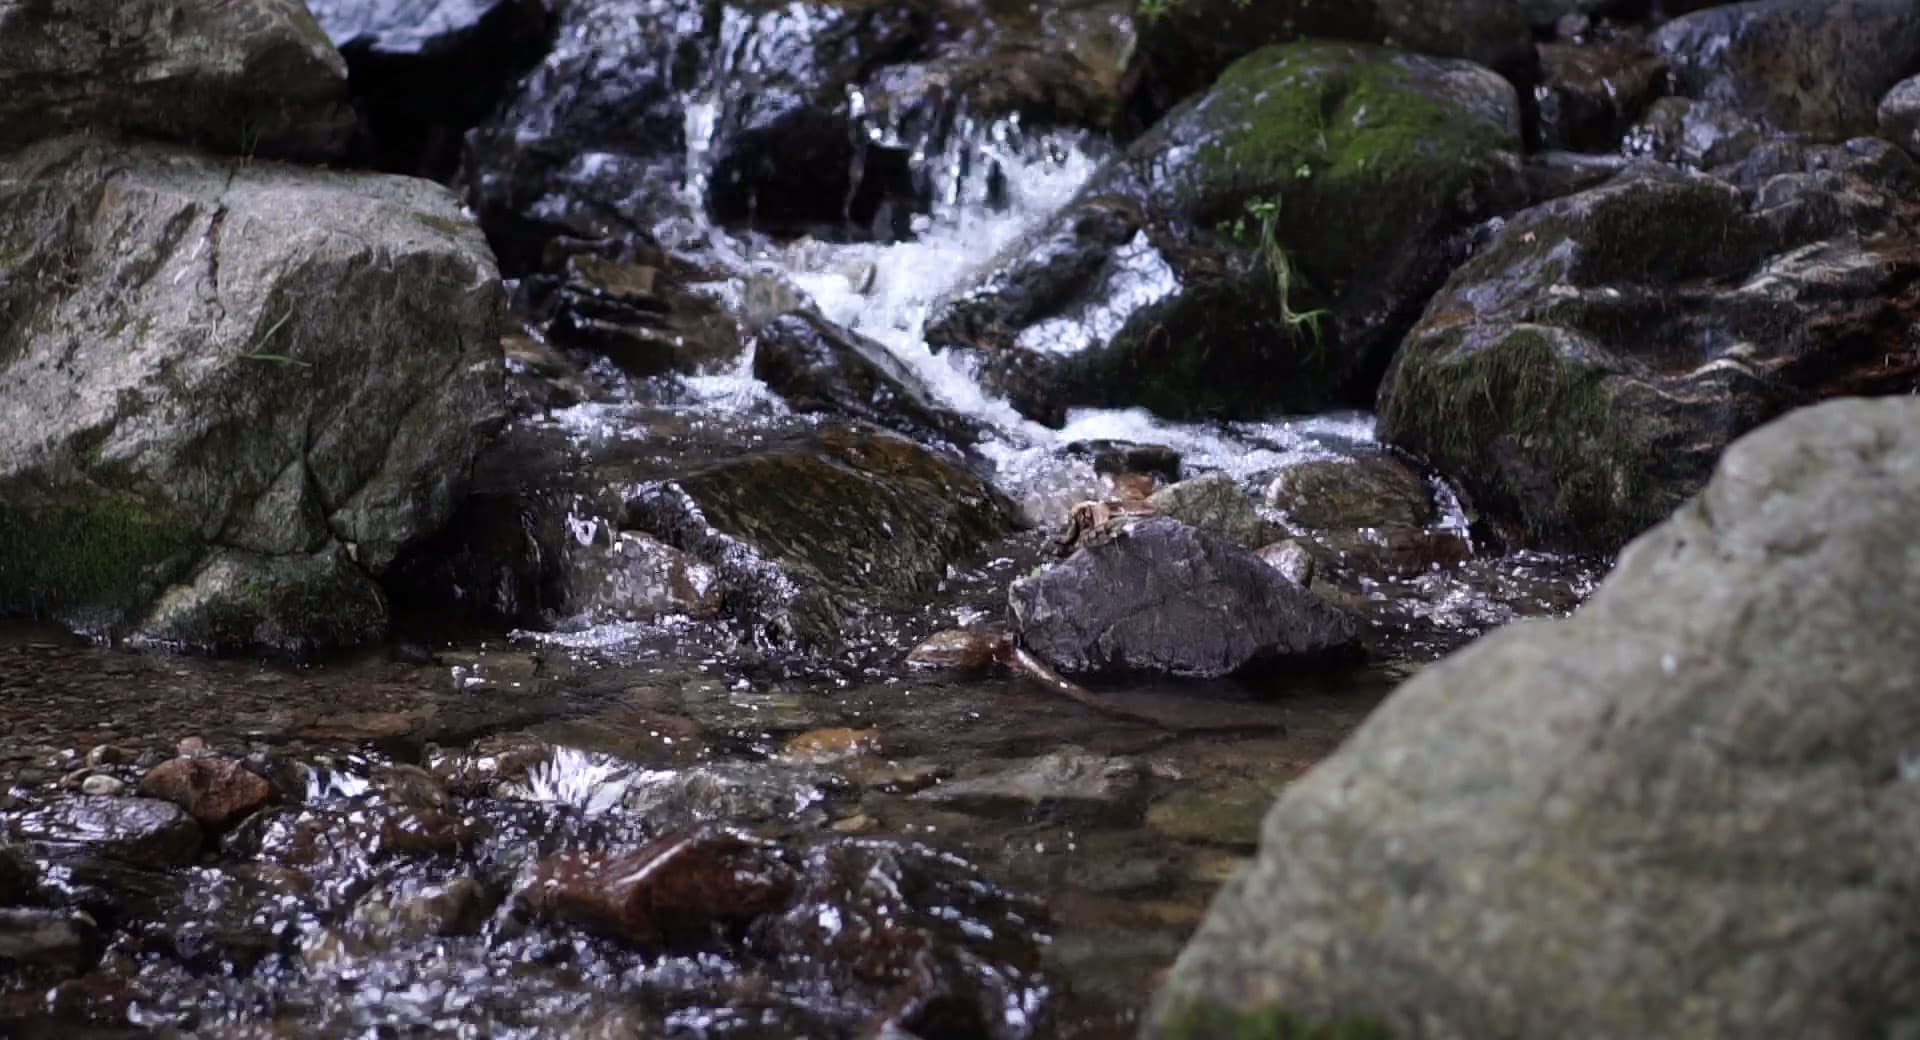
0,45,1608,1040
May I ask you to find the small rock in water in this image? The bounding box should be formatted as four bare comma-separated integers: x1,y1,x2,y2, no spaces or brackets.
78,774,125,797
906,627,1004,672
349,876,495,946
138,756,272,830
1257,540,1316,588
1263,454,1436,531
520,830,798,947
1146,473,1269,549
780,728,880,764
9,796,203,867
914,748,1147,823
83,745,127,768
1011,517,1356,678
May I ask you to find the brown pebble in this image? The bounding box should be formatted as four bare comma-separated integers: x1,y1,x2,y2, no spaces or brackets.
138,756,271,830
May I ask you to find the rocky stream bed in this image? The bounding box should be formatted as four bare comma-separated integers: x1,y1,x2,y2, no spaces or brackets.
4,0,1920,1036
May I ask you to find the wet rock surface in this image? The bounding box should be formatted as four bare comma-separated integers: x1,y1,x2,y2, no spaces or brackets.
0,0,354,161
928,41,1525,423
1653,0,1920,141
7,797,202,868
395,410,1012,654
1379,152,1920,550
1151,396,1920,1039
307,0,554,177
0,136,503,650
1010,517,1357,678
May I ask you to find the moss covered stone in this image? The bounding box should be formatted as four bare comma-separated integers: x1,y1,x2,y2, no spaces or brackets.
0,494,195,620
929,40,1525,423
1378,153,1920,553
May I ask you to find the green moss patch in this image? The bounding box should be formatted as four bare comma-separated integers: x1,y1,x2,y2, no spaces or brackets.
0,495,195,616
1381,324,1658,547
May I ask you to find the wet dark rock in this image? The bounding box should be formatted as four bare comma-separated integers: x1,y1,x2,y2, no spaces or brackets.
1144,473,1268,549
307,0,555,178
0,908,100,976
751,308,979,446
1150,396,1920,1039
703,1,930,239
1879,74,1920,159
1009,517,1357,678
927,42,1525,423
1623,97,1768,169
406,414,1004,651
1132,0,1534,109
1652,0,1920,141
521,829,797,947
618,762,843,830
532,252,745,377
1522,150,1630,203
463,0,706,272
137,757,272,831
1379,156,1920,551
8,796,203,867
858,0,1137,150
628,423,1015,651
1535,31,1666,152
762,838,1051,1040
0,0,354,162
0,137,504,651
913,748,1147,823
1263,454,1435,531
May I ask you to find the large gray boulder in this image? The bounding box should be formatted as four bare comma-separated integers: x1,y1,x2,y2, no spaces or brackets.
1148,396,1920,1038
0,137,504,651
1009,517,1355,678
0,0,354,162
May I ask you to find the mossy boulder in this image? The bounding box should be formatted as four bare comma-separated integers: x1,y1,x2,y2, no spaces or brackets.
0,136,504,649
1378,152,1920,551
1131,0,1534,108
927,41,1525,424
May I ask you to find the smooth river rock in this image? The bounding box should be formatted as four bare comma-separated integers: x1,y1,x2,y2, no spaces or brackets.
1149,396,1920,1039
1009,517,1355,678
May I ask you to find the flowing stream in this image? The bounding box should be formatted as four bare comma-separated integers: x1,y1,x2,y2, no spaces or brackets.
0,53,1606,1040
